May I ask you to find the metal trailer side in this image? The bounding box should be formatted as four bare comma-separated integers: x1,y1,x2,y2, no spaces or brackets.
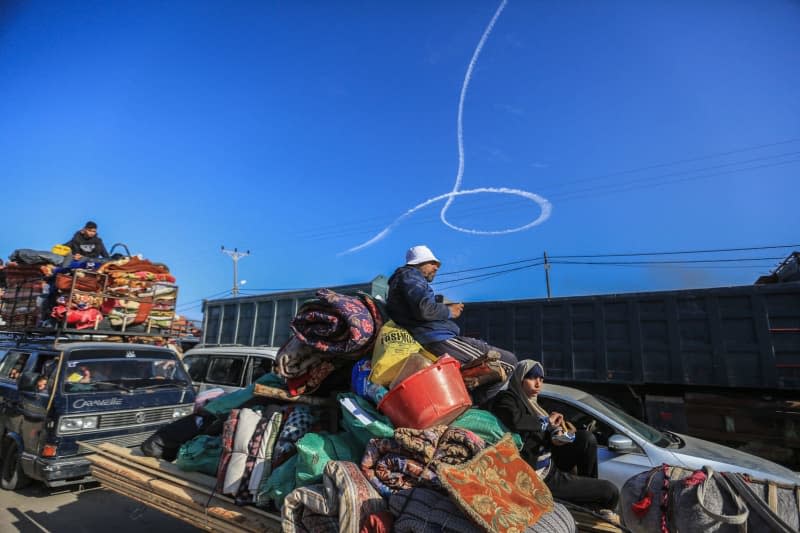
456,282,800,467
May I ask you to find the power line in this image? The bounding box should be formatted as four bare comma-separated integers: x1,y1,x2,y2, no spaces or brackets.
434,261,545,285
433,255,788,286
176,289,232,311
435,244,799,278
552,257,784,265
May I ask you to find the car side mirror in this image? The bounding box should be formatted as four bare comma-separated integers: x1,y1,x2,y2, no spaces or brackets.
608,433,637,452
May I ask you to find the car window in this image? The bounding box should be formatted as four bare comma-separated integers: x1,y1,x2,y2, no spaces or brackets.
0,351,31,381
29,353,59,394
62,348,191,392
183,355,210,382
538,397,618,447
205,356,245,387
247,356,273,384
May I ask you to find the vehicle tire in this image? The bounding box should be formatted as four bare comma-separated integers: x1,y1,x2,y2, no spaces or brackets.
1,439,31,490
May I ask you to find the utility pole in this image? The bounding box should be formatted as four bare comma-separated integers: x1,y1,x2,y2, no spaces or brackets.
543,251,552,299
221,246,250,297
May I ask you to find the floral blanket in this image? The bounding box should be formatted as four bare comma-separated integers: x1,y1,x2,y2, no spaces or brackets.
290,289,383,357
360,426,485,498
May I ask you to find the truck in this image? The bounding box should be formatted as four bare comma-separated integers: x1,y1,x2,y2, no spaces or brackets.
0,332,195,489
82,271,800,532
455,270,800,468
198,258,800,468
0,250,197,490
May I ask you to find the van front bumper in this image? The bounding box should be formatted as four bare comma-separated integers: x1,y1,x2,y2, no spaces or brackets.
21,453,94,487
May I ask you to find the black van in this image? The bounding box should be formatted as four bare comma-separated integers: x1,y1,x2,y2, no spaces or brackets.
0,335,195,489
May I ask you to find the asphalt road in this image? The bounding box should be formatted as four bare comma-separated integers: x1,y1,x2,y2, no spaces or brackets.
0,482,201,533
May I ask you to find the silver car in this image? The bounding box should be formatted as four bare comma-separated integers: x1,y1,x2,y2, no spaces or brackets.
538,383,800,488
181,345,278,395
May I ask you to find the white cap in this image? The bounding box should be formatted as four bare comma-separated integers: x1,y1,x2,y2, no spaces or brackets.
405,245,440,266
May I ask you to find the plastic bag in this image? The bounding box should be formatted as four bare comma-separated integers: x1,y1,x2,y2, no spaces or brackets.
175,435,222,476
369,320,435,386
337,392,394,448
294,431,361,486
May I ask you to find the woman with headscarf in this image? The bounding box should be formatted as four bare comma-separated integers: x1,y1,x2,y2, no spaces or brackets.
489,359,619,517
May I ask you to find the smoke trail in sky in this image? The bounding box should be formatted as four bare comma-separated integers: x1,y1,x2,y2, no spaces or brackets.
343,0,551,255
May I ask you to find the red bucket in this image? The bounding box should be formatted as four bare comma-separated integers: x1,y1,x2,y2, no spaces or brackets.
377,356,471,429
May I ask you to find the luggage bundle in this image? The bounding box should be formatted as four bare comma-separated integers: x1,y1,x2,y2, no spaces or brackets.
621,464,800,533
146,288,578,533
0,261,54,328
0,245,180,334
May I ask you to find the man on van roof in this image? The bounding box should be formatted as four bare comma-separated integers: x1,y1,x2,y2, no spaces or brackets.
385,245,518,405
65,220,109,260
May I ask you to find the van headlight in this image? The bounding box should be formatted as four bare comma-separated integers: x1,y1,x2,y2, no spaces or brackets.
172,405,193,418
58,416,99,433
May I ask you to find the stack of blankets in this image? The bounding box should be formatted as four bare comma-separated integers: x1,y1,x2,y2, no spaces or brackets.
0,247,178,332
99,257,177,330
0,261,54,328
165,288,577,533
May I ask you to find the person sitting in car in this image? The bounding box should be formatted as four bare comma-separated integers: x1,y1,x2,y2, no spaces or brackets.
489,359,620,523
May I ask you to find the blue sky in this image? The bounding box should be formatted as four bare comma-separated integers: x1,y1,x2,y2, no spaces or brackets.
1,0,798,320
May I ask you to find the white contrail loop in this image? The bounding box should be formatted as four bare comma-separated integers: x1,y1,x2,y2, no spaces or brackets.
340,187,551,255
342,0,553,255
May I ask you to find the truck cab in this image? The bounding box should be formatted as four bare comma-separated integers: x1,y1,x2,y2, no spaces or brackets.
0,335,195,489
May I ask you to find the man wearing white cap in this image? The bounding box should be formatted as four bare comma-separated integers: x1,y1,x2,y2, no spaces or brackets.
386,245,517,405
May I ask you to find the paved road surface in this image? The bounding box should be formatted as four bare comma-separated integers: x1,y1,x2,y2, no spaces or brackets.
0,482,201,533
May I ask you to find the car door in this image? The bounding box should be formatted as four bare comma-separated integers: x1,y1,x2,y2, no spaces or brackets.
538,395,654,488
0,350,32,439
202,355,247,394
18,351,55,455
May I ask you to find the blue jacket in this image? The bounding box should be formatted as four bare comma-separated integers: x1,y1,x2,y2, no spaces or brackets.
386,265,460,344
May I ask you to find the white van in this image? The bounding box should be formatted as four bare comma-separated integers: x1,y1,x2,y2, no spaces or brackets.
181,345,278,394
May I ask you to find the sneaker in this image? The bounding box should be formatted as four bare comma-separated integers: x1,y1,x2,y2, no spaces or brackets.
597,509,621,525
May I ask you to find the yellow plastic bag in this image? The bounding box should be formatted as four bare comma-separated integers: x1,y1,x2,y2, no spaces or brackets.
369,320,437,386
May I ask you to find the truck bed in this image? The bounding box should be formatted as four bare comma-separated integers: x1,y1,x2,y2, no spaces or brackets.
83,442,281,533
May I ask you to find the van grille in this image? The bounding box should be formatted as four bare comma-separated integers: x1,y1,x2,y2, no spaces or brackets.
98,405,181,429
78,430,158,451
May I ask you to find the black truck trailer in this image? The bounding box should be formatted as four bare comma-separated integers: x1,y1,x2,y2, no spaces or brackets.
456,279,800,467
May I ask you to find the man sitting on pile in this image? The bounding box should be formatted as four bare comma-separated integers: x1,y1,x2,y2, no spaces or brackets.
385,245,517,404
64,220,109,260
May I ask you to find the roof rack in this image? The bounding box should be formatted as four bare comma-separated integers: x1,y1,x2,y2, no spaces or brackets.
0,326,176,345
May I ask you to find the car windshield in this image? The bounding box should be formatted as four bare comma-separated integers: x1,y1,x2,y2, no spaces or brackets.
63,348,190,393
576,392,672,446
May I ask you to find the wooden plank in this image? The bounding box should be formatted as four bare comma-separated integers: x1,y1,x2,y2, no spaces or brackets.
90,442,218,490
85,442,280,522
94,470,238,533
86,448,281,532
92,464,280,533
89,455,265,529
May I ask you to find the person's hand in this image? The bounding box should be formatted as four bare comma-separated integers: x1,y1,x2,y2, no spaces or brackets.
548,411,564,427
448,302,464,318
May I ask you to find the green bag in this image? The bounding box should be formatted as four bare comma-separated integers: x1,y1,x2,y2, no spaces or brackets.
203,373,286,417
294,431,361,486
255,454,297,509
337,392,394,448
175,435,222,476
451,408,523,448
